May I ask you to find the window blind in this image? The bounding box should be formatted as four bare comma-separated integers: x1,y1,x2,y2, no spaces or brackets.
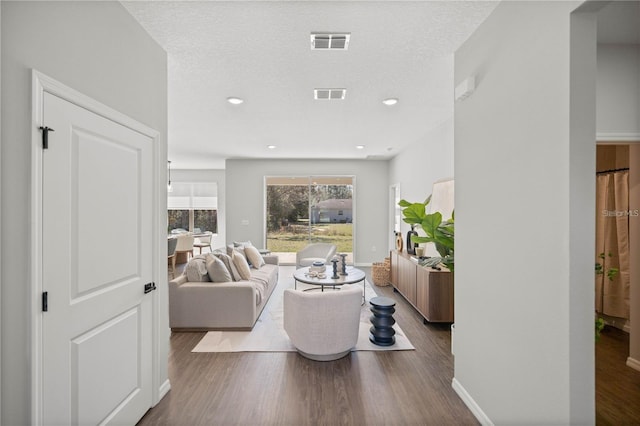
168,182,217,209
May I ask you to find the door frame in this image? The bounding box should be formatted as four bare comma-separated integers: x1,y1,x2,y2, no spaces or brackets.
30,70,168,423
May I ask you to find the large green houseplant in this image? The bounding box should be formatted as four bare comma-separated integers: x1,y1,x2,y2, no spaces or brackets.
398,195,454,272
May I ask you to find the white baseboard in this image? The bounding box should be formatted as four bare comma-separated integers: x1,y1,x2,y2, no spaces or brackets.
158,379,171,403
627,357,640,372
452,378,494,426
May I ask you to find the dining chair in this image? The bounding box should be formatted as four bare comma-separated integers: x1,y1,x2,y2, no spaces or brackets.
168,237,178,278
175,233,195,263
193,231,213,254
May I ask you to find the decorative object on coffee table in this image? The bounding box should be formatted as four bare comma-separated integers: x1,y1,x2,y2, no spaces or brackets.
369,296,396,346
339,253,348,275
331,257,340,279
309,261,326,274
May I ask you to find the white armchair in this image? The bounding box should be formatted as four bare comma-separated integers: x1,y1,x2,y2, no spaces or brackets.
295,243,337,268
283,284,362,361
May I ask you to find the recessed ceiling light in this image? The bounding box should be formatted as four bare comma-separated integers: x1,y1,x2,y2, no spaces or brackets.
356,145,365,150
382,98,398,106
227,97,244,105
267,145,277,149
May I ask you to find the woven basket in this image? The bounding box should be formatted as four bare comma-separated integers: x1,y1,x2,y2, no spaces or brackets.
372,257,391,286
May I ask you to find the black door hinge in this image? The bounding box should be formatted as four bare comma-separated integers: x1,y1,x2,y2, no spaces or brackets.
42,291,48,312
39,126,55,149
144,282,157,294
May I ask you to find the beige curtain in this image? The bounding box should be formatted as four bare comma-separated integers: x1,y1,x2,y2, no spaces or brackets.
595,170,630,319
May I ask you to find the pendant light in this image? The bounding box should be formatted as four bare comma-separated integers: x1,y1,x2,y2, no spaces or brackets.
167,160,173,193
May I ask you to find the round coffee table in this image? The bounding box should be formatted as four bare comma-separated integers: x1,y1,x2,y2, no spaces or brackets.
293,266,366,303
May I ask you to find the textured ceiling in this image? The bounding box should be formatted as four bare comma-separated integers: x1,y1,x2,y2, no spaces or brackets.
123,1,499,169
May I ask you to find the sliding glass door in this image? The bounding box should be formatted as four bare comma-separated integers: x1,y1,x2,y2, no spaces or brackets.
265,176,354,264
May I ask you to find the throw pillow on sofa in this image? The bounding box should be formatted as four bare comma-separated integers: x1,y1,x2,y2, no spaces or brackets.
185,255,210,282
211,252,241,281
232,249,252,280
206,255,232,282
233,240,253,248
244,245,265,269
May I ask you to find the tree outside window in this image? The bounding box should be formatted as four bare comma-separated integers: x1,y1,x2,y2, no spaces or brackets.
194,210,217,233
168,209,217,233
168,210,189,232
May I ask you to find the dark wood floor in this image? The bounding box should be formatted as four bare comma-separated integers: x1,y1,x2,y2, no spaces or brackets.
145,264,640,425
140,266,478,425
596,326,640,425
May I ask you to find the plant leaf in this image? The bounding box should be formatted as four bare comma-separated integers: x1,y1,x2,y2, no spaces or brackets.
402,203,427,224
421,212,442,237
411,235,431,244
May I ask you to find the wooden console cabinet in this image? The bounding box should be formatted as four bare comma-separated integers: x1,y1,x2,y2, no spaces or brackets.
389,250,453,323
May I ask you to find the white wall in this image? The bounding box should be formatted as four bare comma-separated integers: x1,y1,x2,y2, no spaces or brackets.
225,159,389,265
171,169,226,249
597,44,640,137
389,116,454,251
1,2,168,424
453,2,595,424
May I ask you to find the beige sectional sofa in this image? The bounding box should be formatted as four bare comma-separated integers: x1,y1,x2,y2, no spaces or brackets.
169,248,279,331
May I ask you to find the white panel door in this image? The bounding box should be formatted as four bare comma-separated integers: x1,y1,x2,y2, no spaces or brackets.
42,92,153,425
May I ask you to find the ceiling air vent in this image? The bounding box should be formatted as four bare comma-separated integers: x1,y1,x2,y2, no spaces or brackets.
314,88,346,100
310,33,351,50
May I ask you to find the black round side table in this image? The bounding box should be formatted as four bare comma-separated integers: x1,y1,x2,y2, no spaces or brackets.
369,296,396,346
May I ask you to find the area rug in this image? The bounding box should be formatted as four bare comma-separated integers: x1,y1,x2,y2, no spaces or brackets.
192,267,415,353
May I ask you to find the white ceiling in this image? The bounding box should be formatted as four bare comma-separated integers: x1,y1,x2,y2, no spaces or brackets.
122,1,639,170
123,1,499,169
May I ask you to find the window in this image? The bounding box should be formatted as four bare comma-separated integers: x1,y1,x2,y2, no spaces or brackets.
194,209,217,233
168,209,189,232
168,182,218,234
265,176,354,263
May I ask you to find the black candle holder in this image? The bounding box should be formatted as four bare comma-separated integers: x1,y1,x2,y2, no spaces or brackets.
339,253,348,275
331,258,340,279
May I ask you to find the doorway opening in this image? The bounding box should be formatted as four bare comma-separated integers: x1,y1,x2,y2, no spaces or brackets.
595,142,640,424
